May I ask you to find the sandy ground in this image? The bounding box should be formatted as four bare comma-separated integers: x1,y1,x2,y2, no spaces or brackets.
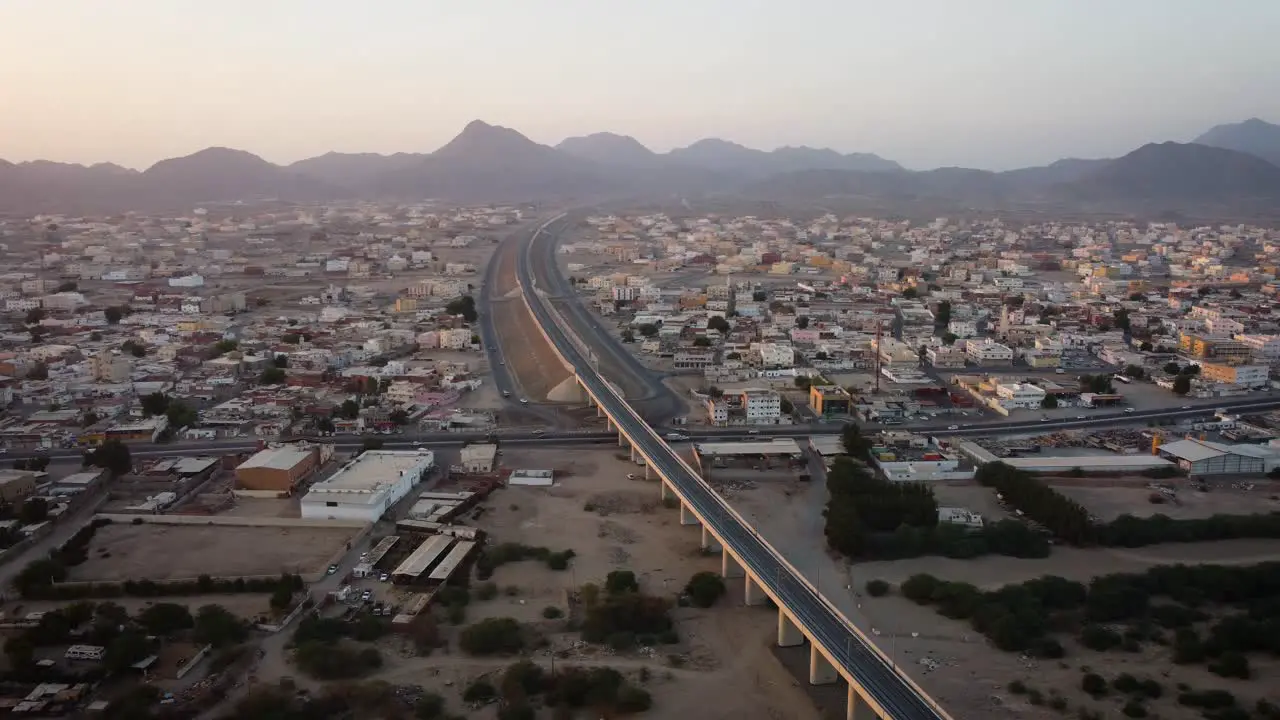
487,235,572,403
73,523,356,582
1055,482,1280,521
730,475,1280,719
364,447,826,720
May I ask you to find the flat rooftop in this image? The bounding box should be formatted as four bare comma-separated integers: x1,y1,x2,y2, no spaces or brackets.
309,450,433,497
238,445,315,472
694,438,803,456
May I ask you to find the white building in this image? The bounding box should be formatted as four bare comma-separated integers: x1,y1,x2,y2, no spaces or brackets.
947,320,978,338
994,381,1047,410
740,388,782,423
168,274,205,288
300,450,435,523
965,339,1014,365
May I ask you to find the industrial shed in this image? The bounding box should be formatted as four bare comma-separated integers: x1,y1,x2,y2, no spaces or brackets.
390,535,455,584
1157,439,1278,476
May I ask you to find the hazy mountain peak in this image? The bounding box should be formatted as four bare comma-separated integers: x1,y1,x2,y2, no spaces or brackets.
557,132,657,166
1194,118,1280,166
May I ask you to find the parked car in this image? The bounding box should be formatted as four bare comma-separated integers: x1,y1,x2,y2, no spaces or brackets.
361,589,373,602
326,565,338,575
947,425,959,430
379,573,390,582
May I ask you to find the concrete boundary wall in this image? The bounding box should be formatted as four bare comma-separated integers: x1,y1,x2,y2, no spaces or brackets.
94,513,368,529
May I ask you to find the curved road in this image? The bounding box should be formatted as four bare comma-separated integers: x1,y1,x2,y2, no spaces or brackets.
529,216,685,424
518,217,951,720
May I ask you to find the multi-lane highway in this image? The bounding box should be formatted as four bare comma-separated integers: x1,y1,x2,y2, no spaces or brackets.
528,217,685,423
518,217,950,719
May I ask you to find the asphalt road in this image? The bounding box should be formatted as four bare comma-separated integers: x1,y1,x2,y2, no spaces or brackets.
13,396,1280,463
477,222,569,429
529,216,685,424
517,217,951,719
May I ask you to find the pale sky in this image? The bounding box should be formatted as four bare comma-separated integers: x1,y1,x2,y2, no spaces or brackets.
2,0,1278,171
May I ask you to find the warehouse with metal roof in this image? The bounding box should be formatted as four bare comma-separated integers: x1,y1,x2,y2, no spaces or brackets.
1157,438,1280,476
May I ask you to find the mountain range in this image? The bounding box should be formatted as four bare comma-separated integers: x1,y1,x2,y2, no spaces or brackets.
3,118,1280,215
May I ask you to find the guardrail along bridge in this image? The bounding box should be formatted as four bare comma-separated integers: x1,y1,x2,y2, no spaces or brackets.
516,215,953,720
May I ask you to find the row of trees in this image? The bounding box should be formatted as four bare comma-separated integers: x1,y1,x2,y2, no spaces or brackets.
823,456,939,558
579,571,679,649
905,561,1280,666
977,461,1280,549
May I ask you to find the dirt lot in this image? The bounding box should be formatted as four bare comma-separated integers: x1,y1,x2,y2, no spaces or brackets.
1055,482,1280,521
367,447,824,720
72,523,357,582
730,473,1280,719
490,295,571,402
487,236,572,403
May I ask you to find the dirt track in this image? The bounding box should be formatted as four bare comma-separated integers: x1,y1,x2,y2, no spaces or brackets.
487,233,572,402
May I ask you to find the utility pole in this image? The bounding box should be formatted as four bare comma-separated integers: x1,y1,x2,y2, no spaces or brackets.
874,320,884,395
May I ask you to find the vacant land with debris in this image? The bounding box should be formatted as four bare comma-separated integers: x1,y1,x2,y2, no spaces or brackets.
73,522,356,582
365,447,825,719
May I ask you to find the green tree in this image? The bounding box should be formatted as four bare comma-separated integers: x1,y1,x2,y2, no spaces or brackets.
138,603,194,637
105,629,153,674
211,339,238,356
707,315,730,333
27,362,49,381
692,337,711,347
193,604,248,647
1040,395,1059,409
273,355,288,368
389,409,410,425
1163,361,1181,375
103,305,125,324
638,323,659,338
621,329,635,343
684,572,726,608
166,399,198,428
260,366,287,385
796,316,810,329
1172,375,1192,396
444,295,478,322
25,307,46,325
605,570,639,595
752,290,767,301
19,498,49,524
140,391,170,417
87,439,132,476
840,423,873,461
1113,309,1131,332
339,399,361,419
121,339,147,357
934,301,952,328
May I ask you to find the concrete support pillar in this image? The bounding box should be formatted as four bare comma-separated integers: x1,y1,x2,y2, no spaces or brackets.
618,431,626,447
680,502,699,526
660,481,674,501
596,404,603,417
744,574,766,606
605,417,612,432
847,688,875,720
701,526,721,552
777,609,804,647
809,645,838,685
644,463,651,480
721,552,744,578
630,446,636,463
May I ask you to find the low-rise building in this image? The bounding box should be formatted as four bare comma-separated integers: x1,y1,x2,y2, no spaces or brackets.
235,444,323,492
300,450,434,523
